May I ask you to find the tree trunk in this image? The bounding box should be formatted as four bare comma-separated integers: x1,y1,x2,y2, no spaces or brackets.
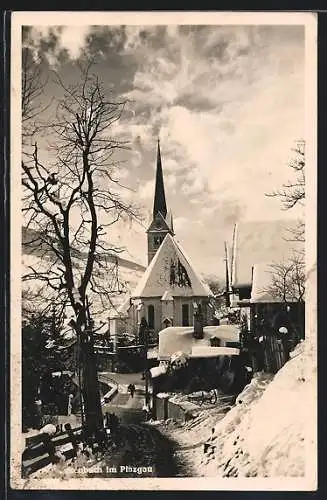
80,330,103,435
76,308,103,436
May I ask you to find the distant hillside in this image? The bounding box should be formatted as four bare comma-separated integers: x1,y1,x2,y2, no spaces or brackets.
22,226,146,318
22,226,146,274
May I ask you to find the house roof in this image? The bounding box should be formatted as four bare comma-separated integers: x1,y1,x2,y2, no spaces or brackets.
158,325,240,360
230,219,304,289
131,233,212,298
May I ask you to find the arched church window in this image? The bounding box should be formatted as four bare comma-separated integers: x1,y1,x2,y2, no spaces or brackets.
148,305,155,329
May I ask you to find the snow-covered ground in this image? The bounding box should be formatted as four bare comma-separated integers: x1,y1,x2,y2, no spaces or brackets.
158,340,316,479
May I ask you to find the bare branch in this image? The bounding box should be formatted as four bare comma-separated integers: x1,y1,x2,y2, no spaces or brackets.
266,141,305,211
262,254,306,303
22,62,140,327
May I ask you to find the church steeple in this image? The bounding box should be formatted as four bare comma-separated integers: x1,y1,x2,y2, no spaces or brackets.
153,139,167,219
147,140,174,265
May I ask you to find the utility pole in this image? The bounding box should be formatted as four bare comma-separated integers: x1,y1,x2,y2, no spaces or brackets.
139,317,149,405
145,329,149,405
224,241,231,308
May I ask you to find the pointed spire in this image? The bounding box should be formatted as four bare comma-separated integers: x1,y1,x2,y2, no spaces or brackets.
153,138,167,218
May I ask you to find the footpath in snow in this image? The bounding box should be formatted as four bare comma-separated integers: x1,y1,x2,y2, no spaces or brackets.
155,340,316,478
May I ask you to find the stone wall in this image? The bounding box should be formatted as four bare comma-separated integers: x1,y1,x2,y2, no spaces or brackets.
155,393,169,421
154,393,199,422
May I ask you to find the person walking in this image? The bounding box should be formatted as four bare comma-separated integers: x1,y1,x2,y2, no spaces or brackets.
128,383,135,398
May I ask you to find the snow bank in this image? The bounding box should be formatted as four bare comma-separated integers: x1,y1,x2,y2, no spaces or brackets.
163,341,316,479
204,341,315,477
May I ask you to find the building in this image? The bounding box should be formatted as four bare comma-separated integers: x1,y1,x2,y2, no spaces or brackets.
227,219,305,373
119,140,214,341
228,219,304,318
229,219,303,306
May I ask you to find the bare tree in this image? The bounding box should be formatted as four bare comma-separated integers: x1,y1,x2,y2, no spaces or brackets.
22,46,51,145
266,140,305,242
205,276,223,296
22,63,139,315
264,254,305,303
21,63,140,432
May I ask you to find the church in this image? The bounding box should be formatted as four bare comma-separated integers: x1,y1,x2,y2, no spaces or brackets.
111,140,214,342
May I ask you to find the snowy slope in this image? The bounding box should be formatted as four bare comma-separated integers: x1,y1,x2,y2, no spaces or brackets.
161,340,316,480
22,242,145,320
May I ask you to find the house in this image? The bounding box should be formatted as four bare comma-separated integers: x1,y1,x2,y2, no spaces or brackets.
229,219,303,303
114,140,214,342
228,219,304,328
226,220,305,373
250,261,305,341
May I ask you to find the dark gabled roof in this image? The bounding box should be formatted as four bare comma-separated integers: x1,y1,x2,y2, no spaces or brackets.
146,211,172,233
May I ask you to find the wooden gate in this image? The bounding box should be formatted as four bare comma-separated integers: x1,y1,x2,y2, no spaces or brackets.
263,335,288,373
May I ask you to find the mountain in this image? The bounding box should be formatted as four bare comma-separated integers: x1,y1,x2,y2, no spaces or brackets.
22,226,146,320
22,226,146,274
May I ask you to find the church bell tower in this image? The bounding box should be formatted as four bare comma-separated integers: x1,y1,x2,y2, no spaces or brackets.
146,139,174,264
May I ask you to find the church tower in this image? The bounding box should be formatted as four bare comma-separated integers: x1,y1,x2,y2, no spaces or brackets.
147,140,174,264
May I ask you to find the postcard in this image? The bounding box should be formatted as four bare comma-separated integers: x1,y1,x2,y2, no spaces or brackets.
10,10,317,491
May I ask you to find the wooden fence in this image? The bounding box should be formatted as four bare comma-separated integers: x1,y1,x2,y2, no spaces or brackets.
242,333,293,375
262,336,289,373
22,426,84,477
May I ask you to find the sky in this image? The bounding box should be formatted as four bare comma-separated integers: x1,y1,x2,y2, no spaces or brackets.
21,20,306,279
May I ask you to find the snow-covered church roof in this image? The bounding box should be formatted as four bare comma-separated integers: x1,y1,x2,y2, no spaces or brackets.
131,233,212,299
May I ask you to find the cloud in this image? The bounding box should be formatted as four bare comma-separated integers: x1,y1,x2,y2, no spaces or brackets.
173,216,189,231
138,179,155,200
117,26,304,219
24,26,91,67
28,24,306,277
59,26,90,59
165,174,177,190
